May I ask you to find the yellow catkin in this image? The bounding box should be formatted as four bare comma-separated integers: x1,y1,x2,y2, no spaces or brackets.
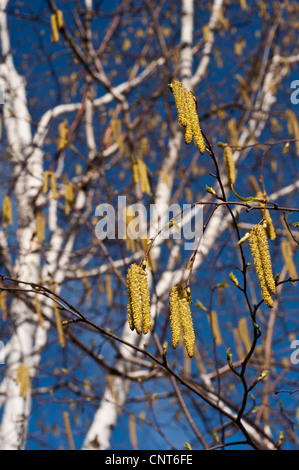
36,212,46,242
239,0,248,10
249,226,274,308
106,273,113,308
264,209,276,240
223,145,236,186
185,90,206,154
169,81,205,154
58,120,68,151
79,269,91,305
53,299,65,347
281,239,298,279
112,119,124,154
2,195,13,228
50,14,59,43
132,160,151,195
127,264,142,334
43,171,49,194
56,10,64,29
210,311,223,346
139,268,151,334
124,206,136,252
50,173,57,199
169,285,195,358
137,159,151,196
169,286,181,349
233,327,246,361
193,345,206,374
65,183,74,215
127,302,135,331
184,122,193,145
132,162,139,184
255,225,276,295
0,291,7,321
16,363,30,399
178,286,195,358
228,118,238,145
129,414,138,450
43,171,57,199
63,411,75,450
126,264,151,335
171,80,189,127
238,317,251,354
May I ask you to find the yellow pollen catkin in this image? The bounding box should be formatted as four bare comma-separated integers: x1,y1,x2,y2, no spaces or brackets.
255,225,276,295
51,14,59,43
16,364,30,399
43,171,57,199
36,212,46,242
58,120,68,151
139,268,151,334
51,10,63,43
281,239,297,280
169,81,205,154
255,190,276,241
2,194,13,228
171,81,189,127
126,264,151,335
169,285,195,358
223,145,236,186
65,183,74,215
56,10,64,29
169,286,181,349
185,90,205,155
249,225,275,308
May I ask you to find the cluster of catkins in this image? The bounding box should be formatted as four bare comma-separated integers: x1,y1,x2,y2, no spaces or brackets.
125,82,278,364
126,263,195,358
168,81,206,155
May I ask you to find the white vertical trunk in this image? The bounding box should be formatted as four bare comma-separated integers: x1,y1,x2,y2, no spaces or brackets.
82,0,196,450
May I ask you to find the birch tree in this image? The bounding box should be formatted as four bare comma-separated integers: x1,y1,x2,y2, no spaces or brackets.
0,0,299,450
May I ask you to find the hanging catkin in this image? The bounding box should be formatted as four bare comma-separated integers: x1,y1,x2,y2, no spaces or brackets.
249,225,275,308
2,195,12,228
126,263,151,335
169,286,181,349
223,145,236,186
169,285,195,358
50,10,64,43
168,81,205,155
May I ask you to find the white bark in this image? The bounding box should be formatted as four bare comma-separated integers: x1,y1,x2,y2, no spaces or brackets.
0,0,76,449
